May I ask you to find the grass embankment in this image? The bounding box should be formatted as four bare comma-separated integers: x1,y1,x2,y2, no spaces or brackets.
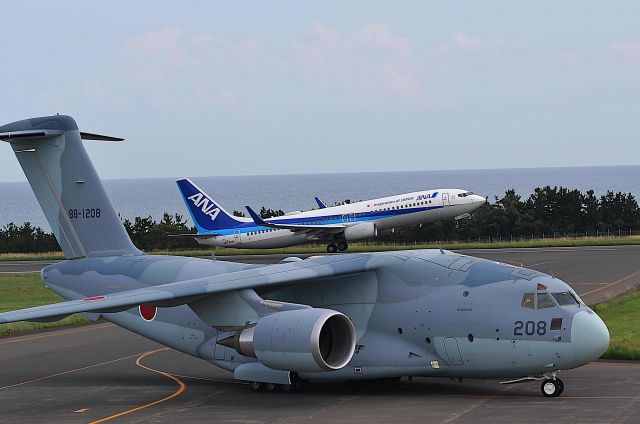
3,235,640,262
0,273,89,336
593,293,640,360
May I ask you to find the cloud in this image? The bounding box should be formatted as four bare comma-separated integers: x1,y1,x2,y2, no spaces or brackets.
555,50,582,66
84,81,129,109
296,22,423,99
440,32,518,52
124,27,198,85
607,41,640,61
193,84,241,108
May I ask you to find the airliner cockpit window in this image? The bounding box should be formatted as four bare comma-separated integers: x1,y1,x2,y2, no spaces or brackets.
458,191,474,197
552,292,579,305
537,292,556,309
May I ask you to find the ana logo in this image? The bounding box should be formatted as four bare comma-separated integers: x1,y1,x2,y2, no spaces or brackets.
416,192,439,201
188,193,221,221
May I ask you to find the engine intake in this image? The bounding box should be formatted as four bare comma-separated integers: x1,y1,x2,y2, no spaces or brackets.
220,308,356,372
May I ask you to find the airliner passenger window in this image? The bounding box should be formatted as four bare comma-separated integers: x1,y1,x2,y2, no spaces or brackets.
521,293,534,308
537,293,556,309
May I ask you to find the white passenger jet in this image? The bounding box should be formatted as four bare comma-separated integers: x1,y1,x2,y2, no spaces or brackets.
177,179,485,253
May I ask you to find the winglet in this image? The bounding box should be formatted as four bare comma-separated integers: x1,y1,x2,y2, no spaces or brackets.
245,206,268,226
315,197,327,209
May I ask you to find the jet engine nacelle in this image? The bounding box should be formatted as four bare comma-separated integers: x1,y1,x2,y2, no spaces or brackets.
224,308,356,372
343,221,377,241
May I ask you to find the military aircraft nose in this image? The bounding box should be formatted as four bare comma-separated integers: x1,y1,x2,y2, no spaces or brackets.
570,310,610,365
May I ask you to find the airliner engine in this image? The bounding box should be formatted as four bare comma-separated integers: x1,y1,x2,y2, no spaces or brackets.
219,308,356,372
343,221,377,241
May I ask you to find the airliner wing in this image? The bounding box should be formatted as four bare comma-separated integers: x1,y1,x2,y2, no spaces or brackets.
245,206,346,234
0,254,374,325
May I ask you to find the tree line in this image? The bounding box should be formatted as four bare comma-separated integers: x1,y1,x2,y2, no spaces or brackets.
1,186,639,253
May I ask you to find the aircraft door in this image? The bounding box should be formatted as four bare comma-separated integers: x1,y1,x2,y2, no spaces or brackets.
442,192,450,206
443,337,464,365
233,229,241,244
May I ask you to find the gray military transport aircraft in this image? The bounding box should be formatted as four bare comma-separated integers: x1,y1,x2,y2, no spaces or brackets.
0,115,609,398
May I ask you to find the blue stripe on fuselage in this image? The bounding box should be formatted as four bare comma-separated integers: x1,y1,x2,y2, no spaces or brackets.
195,205,444,236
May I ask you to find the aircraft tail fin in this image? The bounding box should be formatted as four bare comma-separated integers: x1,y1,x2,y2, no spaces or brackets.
176,178,245,232
0,115,141,259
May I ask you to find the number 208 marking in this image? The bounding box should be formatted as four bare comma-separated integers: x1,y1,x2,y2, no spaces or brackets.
514,320,547,336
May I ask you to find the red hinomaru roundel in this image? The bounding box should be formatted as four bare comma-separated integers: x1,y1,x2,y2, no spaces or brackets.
139,304,157,321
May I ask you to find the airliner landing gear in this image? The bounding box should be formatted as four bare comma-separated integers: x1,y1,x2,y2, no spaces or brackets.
337,241,348,251
541,378,564,397
327,244,338,253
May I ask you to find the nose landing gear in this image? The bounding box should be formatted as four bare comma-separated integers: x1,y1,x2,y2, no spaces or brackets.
500,371,564,398
541,378,564,397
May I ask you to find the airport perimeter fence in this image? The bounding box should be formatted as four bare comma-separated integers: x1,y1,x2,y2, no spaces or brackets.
349,228,640,247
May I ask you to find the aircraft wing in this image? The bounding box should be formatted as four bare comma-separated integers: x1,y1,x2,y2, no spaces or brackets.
0,254,374,325
315,197,327,209
245,206,346,234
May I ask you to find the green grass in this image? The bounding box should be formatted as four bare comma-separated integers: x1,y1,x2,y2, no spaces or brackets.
3,236,640,261
593,292,640,360
0,273,89,336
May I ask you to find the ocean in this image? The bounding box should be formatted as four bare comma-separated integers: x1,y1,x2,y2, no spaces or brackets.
1,165,640,231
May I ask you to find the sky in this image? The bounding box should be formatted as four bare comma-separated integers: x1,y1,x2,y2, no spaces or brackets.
1,1,639,181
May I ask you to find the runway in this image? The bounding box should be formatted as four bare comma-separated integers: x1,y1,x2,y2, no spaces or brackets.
1,323,639,423
3,245,640,304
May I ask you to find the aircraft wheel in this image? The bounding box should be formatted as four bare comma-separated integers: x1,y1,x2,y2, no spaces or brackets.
337,241,348,251
249,381,264,392
265,383,278,392
280,380,302,393
541,378,563,397
327,244,338,253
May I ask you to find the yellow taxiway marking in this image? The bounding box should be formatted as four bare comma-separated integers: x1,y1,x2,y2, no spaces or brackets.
0,323,112,345
0,352,142,391
580,269,640,297
89,348,186,424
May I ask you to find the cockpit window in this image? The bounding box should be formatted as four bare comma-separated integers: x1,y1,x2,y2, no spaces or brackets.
458,191,474,197
521,293,535,308
552,292,579,305
537,292,556,309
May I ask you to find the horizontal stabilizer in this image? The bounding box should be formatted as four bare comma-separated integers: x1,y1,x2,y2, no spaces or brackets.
168,233,218,239
79,132,124,142
0,130,64,141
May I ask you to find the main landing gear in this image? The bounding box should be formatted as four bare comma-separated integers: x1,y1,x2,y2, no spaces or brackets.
248,379,303,393
327,241,348,253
